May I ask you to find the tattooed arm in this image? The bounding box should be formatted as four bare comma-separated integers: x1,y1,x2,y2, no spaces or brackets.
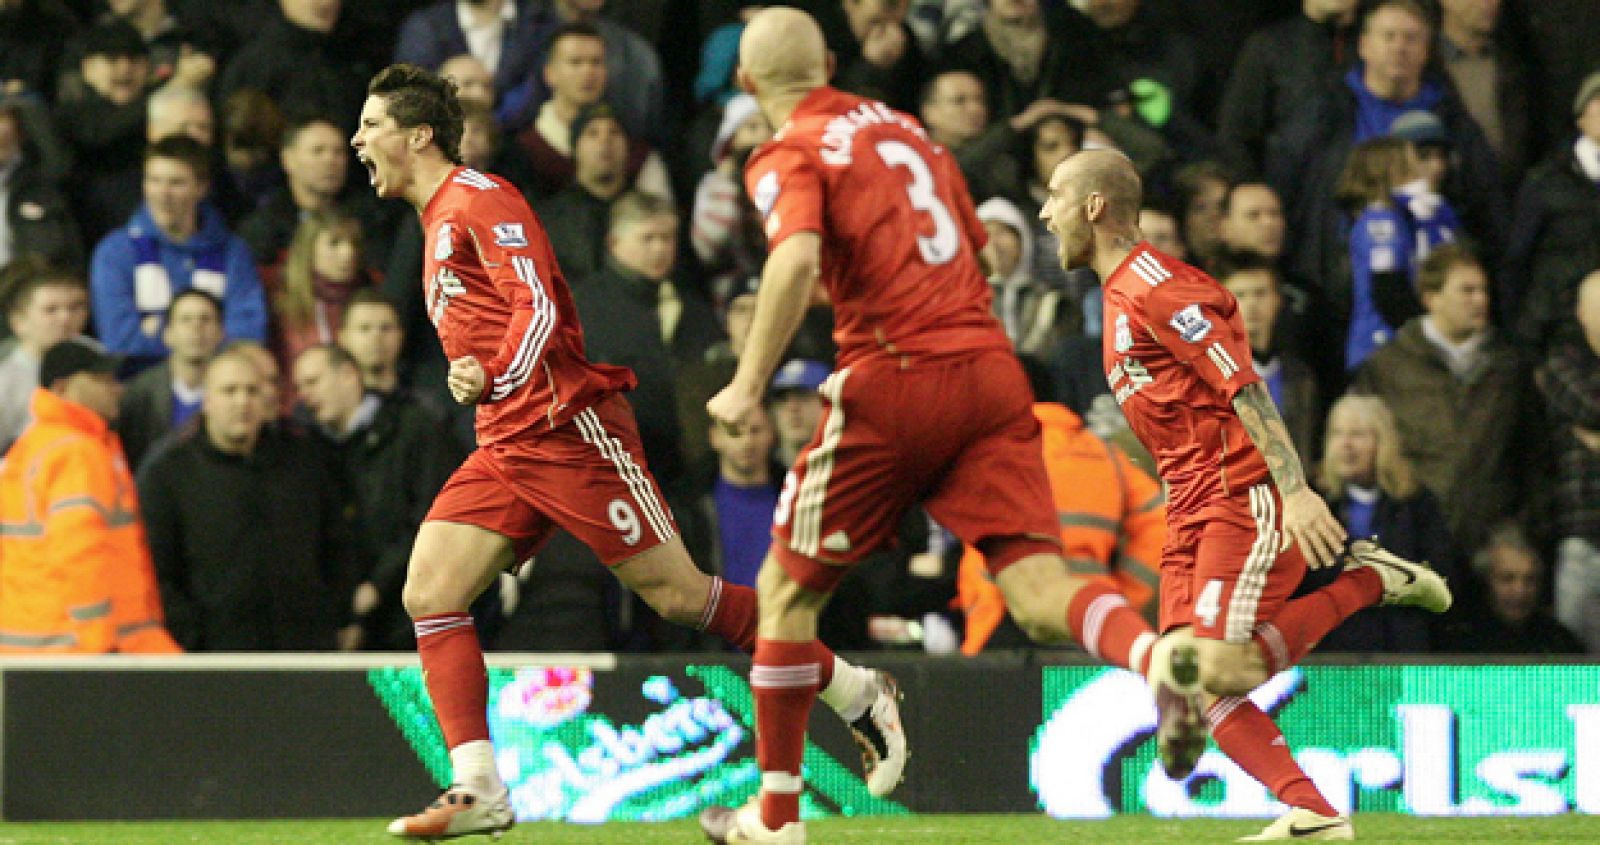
1232,381,1347,566
1232,381,1309,495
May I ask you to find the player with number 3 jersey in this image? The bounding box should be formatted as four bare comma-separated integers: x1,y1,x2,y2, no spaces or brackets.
700,9,1211,844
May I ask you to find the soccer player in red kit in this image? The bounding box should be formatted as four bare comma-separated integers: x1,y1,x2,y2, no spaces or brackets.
699,10,1206,844
1041,149,1453,841
351,65,903,840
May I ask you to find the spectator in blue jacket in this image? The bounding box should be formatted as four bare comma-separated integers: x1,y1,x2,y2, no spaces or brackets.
90,135,264,366
1387,110,1463,256
1335,137,1424,371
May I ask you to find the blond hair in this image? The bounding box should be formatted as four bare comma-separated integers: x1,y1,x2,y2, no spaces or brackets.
1317,393,1418,499
277,209,364,324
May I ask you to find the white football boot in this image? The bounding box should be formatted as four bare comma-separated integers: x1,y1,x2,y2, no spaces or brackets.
699,801,806,844
848,670,908,797
1342,538,1452,613
1238,807,1355,840
386,787,513,840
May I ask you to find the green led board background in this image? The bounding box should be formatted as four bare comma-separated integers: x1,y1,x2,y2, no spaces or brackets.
1034,665,1600,818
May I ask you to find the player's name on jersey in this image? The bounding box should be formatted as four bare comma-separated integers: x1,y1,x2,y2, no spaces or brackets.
819,101,928,166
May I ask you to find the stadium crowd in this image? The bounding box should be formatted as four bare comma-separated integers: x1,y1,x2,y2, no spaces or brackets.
0,0,1594,657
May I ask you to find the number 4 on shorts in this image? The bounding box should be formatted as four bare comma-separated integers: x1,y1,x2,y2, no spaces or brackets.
1195,579,1224,629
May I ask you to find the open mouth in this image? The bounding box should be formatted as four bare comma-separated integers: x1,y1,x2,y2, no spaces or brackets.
358,153,378,187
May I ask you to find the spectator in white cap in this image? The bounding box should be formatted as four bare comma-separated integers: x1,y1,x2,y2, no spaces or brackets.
691,94,771,305
768,358,829,468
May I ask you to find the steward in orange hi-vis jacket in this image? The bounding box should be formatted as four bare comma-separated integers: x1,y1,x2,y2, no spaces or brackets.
0,378,180,653
957,403,1166,655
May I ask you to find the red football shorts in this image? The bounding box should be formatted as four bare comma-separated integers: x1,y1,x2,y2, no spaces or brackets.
772,349,1061,593
1158,483,1307,643
425,393,677,565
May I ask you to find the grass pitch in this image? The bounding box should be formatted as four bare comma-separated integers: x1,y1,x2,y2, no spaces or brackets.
1,814,1598,844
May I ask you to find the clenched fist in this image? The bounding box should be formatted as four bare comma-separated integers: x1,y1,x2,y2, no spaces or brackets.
448,356,487,404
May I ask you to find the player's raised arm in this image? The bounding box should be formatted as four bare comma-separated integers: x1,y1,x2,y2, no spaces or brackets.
709,141,826,431
460,205,560,404
707,231,821,430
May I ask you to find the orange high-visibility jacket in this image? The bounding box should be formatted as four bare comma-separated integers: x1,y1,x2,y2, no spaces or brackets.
0,389,180,653
957,402,1166,655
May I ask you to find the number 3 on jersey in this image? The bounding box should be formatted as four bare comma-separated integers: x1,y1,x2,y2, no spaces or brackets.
876,140,958,266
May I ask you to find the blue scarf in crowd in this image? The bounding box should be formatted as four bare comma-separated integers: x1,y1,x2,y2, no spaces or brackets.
130,223,229,337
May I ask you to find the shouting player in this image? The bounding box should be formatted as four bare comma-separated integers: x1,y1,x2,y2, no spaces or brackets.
1041,149,1452,841
351,65,903,840
699,9,1205,844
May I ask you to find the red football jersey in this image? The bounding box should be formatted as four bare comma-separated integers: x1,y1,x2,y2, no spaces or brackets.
1101,243,1269,527
744,87,1010,367
420,167,634,445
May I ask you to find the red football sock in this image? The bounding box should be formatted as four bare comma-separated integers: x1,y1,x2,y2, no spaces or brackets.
815,641,836,688
414,612,489,747
697,578,838,688
1067,580,1157,673
1209,696,1338,817
700,577,759,652
1254,568,1381,673
752,638,819,830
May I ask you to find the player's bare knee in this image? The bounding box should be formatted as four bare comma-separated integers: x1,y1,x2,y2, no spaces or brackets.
402,576,449,620
995,560,1070,644
1196,640,1268,697
637,580,704,626
1005,589,1066,645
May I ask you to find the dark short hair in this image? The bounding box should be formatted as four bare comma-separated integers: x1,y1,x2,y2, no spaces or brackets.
1025,113,1085,154
145,134,212,182
79,20,148,60
222,88,285,153
1220,181,1279,219
1212,248,1281,287
545,22,605,66
1416,241,1481,297
303,341,362,374
0,256,85,318
368,63,464,165
1361,0,1435,35
339,288,401,328
169,287,223,321
280,113,343,152
1173,160,1234,213
918,68,981,110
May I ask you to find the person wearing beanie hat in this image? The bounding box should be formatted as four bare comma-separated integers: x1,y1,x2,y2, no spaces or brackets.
1503,67,1600,336
692,93,771,304
532,101,671,281
55,19,156,246
1385,110,1465,254
76,20,152,106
